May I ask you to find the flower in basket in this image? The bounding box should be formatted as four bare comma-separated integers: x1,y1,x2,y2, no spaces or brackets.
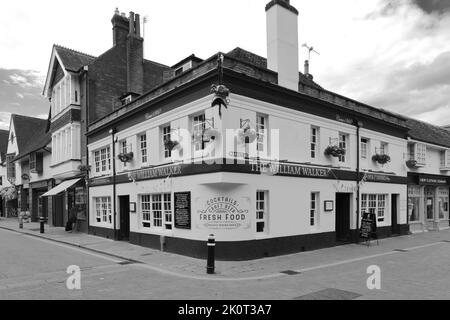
0,186,18,201
324,145,346,158
372,154,391,165
211,84,230,118
203,128,222,142
237,126,257,144
164,138,179,152
406,160,418,168
118,152,134,163
78,164,91,173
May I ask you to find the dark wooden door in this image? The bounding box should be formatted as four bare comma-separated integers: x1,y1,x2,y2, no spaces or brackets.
391,194,399,235
54,194,64,227
119,196,130,241
336,193,351,242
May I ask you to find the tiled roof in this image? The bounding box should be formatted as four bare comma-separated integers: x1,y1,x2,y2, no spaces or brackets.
226,47,323,89
0,130,9,164
406,117,450,148
12,115,50,160
54,45,96,72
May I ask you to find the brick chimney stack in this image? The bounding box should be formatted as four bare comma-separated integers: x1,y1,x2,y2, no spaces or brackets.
112,8,129,46
127,11,144,96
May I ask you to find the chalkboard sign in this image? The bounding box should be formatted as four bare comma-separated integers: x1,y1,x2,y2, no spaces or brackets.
175,192,191,230
360,212,378,242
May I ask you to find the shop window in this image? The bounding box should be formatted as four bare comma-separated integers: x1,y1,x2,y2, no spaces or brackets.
140,193,172,230
75,187,87,221
310,192,320,227
361,194,388,222
408,186,421,222
94,197,111,223
425,187,434,221
311,127,320,159
256,191,269,233
438,188,449,221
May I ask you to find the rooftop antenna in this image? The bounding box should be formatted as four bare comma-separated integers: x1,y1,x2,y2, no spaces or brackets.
302,43,320,61
302,43,320,77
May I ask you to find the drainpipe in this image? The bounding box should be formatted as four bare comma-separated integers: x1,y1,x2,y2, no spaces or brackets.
355,121,363,243
110,127,117,240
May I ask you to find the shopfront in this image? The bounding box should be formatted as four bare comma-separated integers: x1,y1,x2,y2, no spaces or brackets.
408,173,450,233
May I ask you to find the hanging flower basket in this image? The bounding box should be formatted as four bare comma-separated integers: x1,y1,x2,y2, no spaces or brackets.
372,154,391,165
211,84,230,118
21,173,30,181
78,164,91,173
406,160,418,168
118,152,134,163
237,128,257,144
164,139,179,152
324,145,346,158
203,128,221,142
0,186,18,201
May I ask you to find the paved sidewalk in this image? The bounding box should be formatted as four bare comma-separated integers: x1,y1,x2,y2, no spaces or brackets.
1,217,449,280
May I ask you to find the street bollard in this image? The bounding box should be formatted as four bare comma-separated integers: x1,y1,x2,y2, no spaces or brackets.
19,216,23,229
207,234,216,275
39,217,45,234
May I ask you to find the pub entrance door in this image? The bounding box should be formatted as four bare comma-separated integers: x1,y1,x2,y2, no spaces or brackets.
336,193,352,243
119,196,130,241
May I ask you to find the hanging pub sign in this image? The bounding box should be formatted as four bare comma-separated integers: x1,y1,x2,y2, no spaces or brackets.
175,192,192,230
360,212,378,243
197,196,250,230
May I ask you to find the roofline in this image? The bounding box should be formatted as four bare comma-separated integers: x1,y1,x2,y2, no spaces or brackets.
171,54,204,69
12,140,52,163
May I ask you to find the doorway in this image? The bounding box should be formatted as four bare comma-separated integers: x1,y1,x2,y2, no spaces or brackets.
336,193,352,243
391,194,400,235
119,196,130,241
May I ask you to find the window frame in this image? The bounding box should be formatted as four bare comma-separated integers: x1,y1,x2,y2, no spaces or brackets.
256,191,269,234
339,133,349,163
140,193,173,231
93,146,111,175
361,194,388,222
94,197,111,224
139,133,148,165
256,114,268,155
162,125,172,159
310,127,320,159
360,138,369,160
310,192,320,228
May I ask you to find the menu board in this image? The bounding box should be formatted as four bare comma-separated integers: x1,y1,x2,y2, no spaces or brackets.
175,192,191,230
360,212,378,241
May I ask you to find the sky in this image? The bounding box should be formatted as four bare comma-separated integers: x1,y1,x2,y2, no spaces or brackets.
0,0,450,131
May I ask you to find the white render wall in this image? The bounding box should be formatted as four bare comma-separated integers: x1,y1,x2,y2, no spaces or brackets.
89,173,406,242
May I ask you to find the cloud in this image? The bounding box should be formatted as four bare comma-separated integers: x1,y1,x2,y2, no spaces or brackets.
412,0,450,14
0,112,11,131
313,0,450,127
0,68,48,119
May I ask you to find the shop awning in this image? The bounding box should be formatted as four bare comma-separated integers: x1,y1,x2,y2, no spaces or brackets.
41,178,82,197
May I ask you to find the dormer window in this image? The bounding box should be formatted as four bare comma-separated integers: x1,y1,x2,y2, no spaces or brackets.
122,95,133,106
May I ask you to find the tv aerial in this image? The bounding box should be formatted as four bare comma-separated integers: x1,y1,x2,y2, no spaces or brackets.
302,43,320,61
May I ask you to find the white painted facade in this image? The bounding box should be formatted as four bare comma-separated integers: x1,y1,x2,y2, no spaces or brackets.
407,139,450,233
88,94,408,245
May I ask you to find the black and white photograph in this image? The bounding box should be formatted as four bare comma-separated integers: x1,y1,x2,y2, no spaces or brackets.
0,0,449,306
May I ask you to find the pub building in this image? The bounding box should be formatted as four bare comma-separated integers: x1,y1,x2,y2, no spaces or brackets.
406,118,450,233
85,0,411,261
